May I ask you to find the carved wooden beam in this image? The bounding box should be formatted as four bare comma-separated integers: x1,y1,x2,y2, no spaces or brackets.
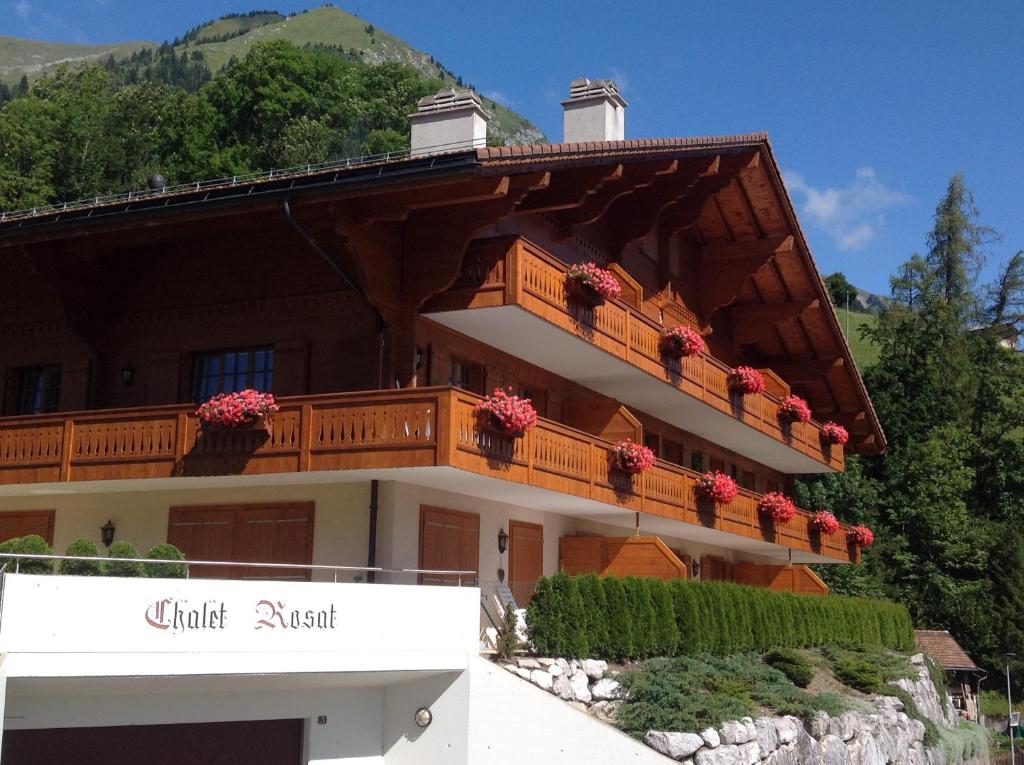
728,299,818,345
758,355,843,383
551,160,679,234
515,165,625,214
346,176,515,224
698,235,796,317
701,234,794,262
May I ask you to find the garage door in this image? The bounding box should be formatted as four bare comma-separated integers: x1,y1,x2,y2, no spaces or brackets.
0,510,54,545
168,503,314,580
419,506,479,586
2,718,303,765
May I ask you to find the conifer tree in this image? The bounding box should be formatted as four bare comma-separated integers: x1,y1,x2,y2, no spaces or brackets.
576,573,610,657
601,577,634,661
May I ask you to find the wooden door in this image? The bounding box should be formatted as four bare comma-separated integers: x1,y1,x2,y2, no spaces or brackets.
168,503,314,581
419,506,479,586
509,520,544,605
0,510,55,545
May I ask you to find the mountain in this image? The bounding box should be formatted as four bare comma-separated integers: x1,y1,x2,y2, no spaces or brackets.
0,5,544,146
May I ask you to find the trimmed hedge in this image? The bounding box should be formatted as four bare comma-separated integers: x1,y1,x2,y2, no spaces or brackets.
0,535,54,574
106,541,144,577
527,574,915,660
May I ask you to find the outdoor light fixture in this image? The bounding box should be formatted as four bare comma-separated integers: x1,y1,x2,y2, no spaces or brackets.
414,707,432,728
100,520,116,548
497,528,508,554
120,363,135,386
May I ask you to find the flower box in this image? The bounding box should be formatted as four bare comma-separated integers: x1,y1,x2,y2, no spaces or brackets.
611,439,656,474
847,525,875,547
729,366,766,395
196,389,279,430
659,326,706,359
565,262,621,308
695,471,738,505
475,388,538,438
757,492,797,523
778,395,812,424
821,422,850,445
809,510,840,535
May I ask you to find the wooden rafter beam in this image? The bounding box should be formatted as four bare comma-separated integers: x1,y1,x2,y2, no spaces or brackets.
728,299,818,345
757,355,843,384
701,234,794,262
656,152,761,241
515,165,625,213
551,159,679,232
347,175,518,224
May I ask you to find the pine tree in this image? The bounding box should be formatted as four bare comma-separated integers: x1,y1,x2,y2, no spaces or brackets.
601,577,634,661
645,578,680,657
576,573,610,657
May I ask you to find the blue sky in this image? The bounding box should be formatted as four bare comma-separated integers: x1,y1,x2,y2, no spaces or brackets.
5,0,1022,294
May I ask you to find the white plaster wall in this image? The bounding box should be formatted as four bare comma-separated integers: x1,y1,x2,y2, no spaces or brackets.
382,671,470,765
0,483,370,582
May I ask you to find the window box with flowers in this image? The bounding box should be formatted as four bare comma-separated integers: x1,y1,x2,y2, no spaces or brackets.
610,439,656,475
475,388,538,438
565,262,622,308
778,395,812,424
847,525,875,547
694,470,738,505
659,325,707,360
196,389,279,431
821,421,850,446
728,366,766,396
757,492,797,523
809,510,841,535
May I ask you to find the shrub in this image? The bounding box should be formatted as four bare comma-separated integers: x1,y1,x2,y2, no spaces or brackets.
143,543,187,578
601,576,634,661
646,578,680,657
495,599,521,661
668,579,703,652
14,534,54,574
764,648,814,688
623,577,657,659
526,573,588,657
576,573,611,657
105,540,144,577
833,653,883,693
59,539,103,576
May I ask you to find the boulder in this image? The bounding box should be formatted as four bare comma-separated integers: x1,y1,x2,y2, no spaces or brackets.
719,720,751,745
514,667,532,681
763,747,798,765
700,728,721,748
589,700,621,724
555,658,571,675
518,657,542,670
792,729,821,763
775,716,803,745
548,663,564,677
754,717,779,754
552,675,573,701
569,669,592,703
737,741,760,765
819,734,846,765
695,744,741,765
828,710,861,741
530,668,553,691
536,657,556,668
582,658,608,680
644,731,705,760
591,677,623,701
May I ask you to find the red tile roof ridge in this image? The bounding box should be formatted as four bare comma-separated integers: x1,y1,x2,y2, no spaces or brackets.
476,132,771,163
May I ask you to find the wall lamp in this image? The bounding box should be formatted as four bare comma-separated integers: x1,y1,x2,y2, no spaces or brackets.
121,363,135,386
497,528,508,555
100,520,116,548
414,707,433,728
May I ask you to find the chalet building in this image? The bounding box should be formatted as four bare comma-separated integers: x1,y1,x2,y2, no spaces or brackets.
0,79,884,763
915,630,985,722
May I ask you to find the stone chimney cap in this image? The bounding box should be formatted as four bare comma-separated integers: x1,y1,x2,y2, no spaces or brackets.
413,87,490,117
563,78,628,108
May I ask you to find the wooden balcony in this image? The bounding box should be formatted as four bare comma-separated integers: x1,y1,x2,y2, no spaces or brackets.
0,388,857,563
424,237,844,475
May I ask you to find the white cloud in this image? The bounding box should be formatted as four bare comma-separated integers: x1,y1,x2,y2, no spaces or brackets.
482,89,515,108
608,67,629,93
13,0,30,18
784,166,912,251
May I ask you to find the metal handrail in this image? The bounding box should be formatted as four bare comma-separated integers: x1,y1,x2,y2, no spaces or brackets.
0,552,476,584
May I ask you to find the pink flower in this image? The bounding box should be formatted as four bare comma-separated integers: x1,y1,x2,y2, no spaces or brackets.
821,422,850,445
757,491,798,523
847,525,875,546
196,389,278,429
611,439,656,474
565,262,622,302
659,326,707,358
810,510,841,534
729,366,766,395
475,388,538,437
778,395,812,423
695,471,738,505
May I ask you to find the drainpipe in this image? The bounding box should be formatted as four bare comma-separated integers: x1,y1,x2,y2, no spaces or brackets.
367,480,379,583
281,198,387,389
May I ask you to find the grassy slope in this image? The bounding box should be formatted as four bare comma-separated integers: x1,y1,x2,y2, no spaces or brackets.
0,36,152,83
194,13,286,42
178,6,544,145
836,306,880,370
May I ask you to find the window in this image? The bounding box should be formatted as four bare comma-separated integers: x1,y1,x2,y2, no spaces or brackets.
192,347,274,402
15,365,60,415
663,439,685,466
740,471,756,491
448,358,482,394
644,433,660,455
690,451,704,472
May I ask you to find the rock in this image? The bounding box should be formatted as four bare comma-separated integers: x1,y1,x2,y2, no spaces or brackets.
591,677,623,701
530,668,553,691
808,710,830,740
552,675,573,701
828,710,861,742
548,663,564,677
644,731,705,760
514,667,532,680
763,748,798,765
569,669,592,703
536,657,556,668
792,730,820,763
737,741,760,765
719,720,750,745
589,700,620,724
568,701,589,714
819,734,846,765
740,718,757,745
754,717,779,754
775,716,803,745
700,728,721,748
695,744,741,765
555,658,571,675
582,658,608,680
518,657,542,670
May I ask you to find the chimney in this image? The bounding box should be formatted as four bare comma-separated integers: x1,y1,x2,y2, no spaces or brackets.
409,88,490,157
562,78,627,143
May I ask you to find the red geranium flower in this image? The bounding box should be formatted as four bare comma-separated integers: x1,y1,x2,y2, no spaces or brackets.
778,395,812,423
565,262,622,302
695,471,738,505
847,525,875,546
475,388,538,437
196,389,278,429
659,326,707,358
810,510,840,534
821,422,850,445
729,366,766,395
611,439,656,474
757,492,797,523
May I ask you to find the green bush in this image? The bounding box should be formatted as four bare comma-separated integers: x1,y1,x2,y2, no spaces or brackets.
143,543,187,578
601,576,634,661
105,541,144,577
646,578,680,657
623,577,657,659
526,573,588,658
576,574,610,657
3,535,54,574
833,654,883,693
764,648,814,688
59,539,103,576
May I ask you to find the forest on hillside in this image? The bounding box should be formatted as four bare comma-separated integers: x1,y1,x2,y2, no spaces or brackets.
2,34,1024,693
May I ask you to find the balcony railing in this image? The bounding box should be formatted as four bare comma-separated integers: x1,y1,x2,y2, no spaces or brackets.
425,237,843,472
0,388,857,563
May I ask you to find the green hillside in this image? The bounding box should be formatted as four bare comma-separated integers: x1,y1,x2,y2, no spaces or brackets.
0,36,152,83
836,306,879,369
